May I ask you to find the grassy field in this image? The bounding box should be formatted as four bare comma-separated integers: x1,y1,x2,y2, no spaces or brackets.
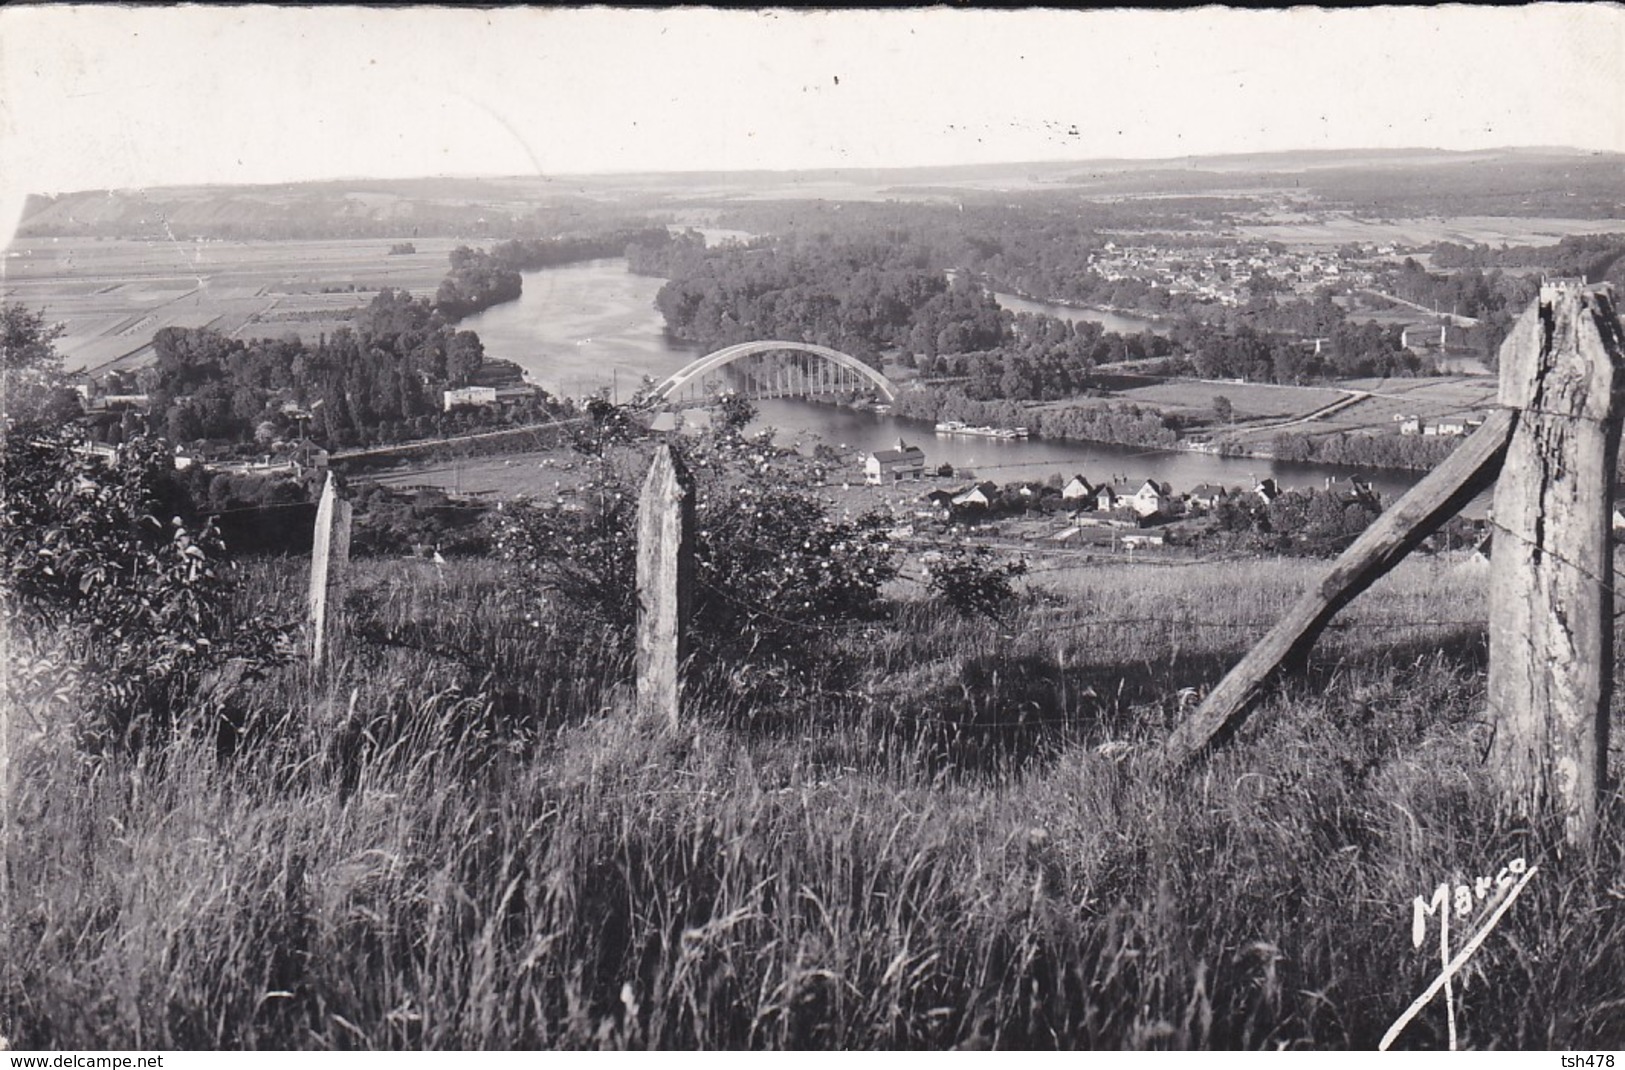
1107,377,1348,421
5,548,1623,1050
1,238,464,374
1070,372,1495,451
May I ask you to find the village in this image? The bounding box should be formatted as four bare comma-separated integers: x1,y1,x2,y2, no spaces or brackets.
844,435,1387,556
1088,237,1386,305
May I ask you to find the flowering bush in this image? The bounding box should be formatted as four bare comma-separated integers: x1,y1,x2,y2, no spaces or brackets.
490,401,900,705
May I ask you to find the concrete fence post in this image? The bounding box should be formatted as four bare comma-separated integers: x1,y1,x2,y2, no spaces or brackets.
635,444,695,724
308,472,352,668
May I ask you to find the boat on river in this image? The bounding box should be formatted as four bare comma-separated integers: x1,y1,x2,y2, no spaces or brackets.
935,420,1030,440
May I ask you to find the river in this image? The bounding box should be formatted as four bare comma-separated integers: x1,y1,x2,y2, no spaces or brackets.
458,258,1431,503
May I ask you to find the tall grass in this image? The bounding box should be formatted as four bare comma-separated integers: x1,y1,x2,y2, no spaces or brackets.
2,553,1621,1049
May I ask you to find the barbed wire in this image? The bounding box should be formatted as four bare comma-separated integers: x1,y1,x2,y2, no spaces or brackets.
1480,515,1625,598
198,500,317,516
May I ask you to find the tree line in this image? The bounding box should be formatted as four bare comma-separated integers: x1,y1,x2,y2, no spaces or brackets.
630,231,1009,366
144,289,562,450
1270,429,1461,472
1429,233,1625,279
889,387,1182,452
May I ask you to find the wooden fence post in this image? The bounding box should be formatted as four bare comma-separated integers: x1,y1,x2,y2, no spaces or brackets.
308,472,352,668
636,444,695,724
1487,281,1624,845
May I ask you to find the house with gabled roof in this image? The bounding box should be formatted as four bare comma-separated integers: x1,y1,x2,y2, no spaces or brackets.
1091,484,1123,513
1128,479,1169,518
951,481,999,509
864,438,926,485
1061,474,1095,501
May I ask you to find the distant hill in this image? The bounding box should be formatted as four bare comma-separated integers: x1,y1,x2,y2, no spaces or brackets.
13,147,1624,240
11,177,660,241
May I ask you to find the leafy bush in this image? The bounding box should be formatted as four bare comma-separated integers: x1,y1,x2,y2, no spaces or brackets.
2,428,296,749
349,483,492,559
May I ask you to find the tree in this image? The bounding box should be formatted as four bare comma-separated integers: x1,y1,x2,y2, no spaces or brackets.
446,330,484,385
1,303,79,427
166,403,204,444
1212,395,1234,424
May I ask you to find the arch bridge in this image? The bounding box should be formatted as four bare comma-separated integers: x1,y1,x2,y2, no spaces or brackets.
647,341,898,405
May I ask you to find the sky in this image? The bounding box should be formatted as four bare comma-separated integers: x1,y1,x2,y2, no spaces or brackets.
2,4,1623,234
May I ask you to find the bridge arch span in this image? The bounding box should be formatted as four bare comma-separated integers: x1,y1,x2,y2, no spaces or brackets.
648,341,898,404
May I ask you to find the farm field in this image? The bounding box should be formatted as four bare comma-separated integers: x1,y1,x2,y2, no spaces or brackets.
1340,376,1500,422
1,237,464,373
1217,376,1499,448
1232,212,1625,249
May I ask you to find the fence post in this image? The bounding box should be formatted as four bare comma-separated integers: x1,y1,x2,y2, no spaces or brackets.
1487,281,1624,846
636,444,695,724
308,472,352,668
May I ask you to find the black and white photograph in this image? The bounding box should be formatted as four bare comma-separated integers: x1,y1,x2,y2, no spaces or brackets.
2,3,1624,1053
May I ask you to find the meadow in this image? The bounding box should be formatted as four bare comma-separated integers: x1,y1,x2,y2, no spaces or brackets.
1106,378,1348,422
5,548,1622,1050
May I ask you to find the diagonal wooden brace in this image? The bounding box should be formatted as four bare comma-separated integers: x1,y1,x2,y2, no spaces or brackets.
1161,407,1517,767
1163,284,1625,770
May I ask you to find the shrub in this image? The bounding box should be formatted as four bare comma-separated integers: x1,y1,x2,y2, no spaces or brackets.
923,542,1028,620
2,428,296,749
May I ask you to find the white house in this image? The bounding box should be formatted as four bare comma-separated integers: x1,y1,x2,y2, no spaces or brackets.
1187,483,1227,510
864,438,926,485
443,386,498,411
1061,474,1095,501
1128,479,1168,518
